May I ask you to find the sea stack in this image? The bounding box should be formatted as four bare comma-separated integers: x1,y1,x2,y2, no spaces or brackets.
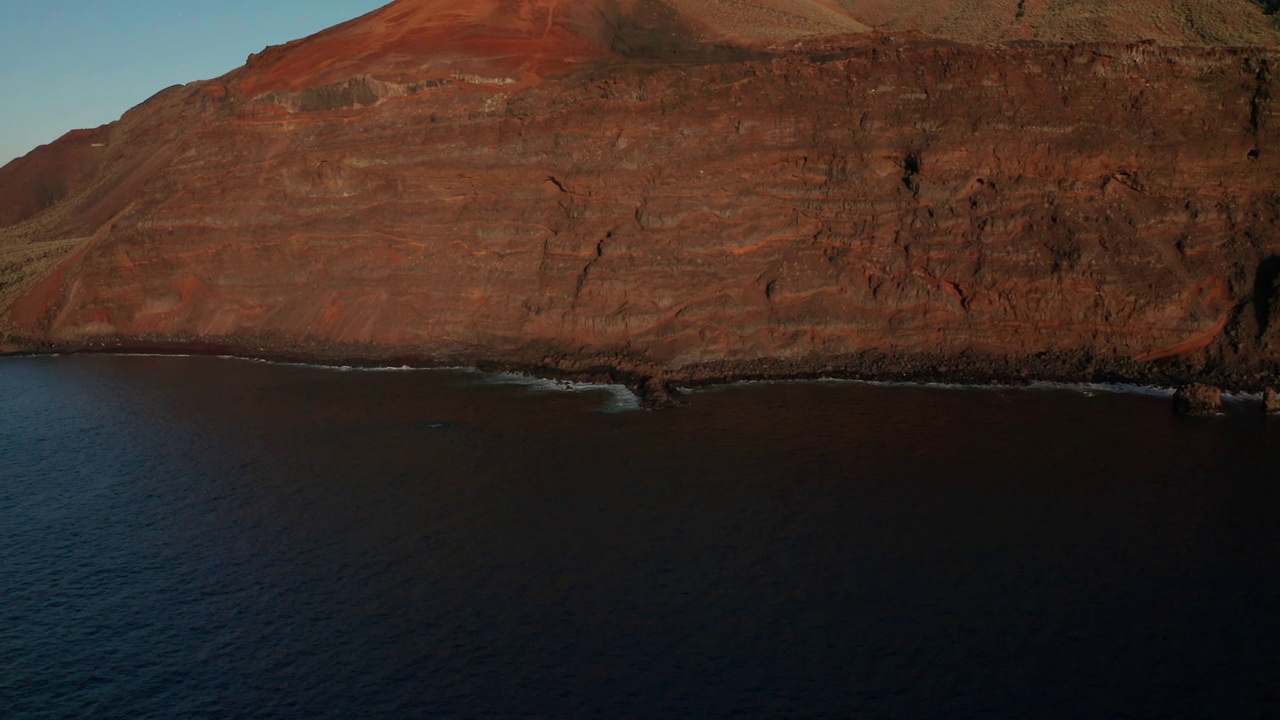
1,0,1278,390
1265,388,1280,415
1173,384,1225,416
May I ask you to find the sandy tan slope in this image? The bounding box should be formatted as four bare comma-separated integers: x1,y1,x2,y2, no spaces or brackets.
833,0,1279,46
650,0,870,43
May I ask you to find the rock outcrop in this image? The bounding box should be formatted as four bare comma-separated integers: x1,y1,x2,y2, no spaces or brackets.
1174,383,1225,416
1265,387,1280,413
1,0,1278,394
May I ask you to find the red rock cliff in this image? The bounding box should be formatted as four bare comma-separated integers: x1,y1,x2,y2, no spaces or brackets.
1,0,1278,393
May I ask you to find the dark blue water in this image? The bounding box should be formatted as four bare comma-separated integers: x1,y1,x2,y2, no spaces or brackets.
2,355,1278,718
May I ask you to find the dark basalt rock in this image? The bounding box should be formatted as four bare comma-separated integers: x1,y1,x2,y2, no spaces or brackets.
1173,383,1224,416
1265,387,1280,414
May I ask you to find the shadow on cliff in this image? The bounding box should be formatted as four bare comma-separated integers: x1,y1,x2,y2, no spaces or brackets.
1254,255,1280,340
1199,255,1280,382
609,0,772,63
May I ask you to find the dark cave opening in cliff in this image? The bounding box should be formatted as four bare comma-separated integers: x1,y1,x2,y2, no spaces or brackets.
1255,255,1280,338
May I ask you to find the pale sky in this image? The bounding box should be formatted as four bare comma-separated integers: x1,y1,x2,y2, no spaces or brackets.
0,0,388,166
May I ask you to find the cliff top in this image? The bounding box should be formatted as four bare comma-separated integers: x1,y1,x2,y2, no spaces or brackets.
833,0,1278,47
226,0,1280,96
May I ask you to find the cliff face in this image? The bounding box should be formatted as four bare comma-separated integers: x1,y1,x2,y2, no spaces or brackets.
2,0,1278,391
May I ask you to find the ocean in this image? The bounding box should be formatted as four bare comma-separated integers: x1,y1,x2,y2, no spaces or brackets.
2,355,1278,718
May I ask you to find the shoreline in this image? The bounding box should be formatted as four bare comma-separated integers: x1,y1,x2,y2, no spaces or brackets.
2,334,1275,410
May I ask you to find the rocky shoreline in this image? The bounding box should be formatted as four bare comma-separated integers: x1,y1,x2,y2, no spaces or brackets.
3,332,1276,413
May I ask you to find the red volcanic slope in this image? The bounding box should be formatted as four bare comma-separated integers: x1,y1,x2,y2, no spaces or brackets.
0,126,111,230
1,0,1278,398
233,0,619,96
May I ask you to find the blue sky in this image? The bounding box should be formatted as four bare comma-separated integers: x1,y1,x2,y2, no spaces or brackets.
0,1,388,165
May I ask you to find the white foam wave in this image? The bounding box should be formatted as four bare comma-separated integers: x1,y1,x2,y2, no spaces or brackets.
479,373,642,412
683,376,1182,399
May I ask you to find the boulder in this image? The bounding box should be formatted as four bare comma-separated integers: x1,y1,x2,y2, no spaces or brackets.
1172,383,1223,416
1265,387,1280,415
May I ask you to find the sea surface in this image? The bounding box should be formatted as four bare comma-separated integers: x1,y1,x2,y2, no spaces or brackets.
2,355,1278,718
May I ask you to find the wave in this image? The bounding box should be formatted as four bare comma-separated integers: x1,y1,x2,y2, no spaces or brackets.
477,372,642,412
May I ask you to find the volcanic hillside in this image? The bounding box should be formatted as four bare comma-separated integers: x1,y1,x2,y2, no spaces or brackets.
1,0,1278,397
833,0,1280,46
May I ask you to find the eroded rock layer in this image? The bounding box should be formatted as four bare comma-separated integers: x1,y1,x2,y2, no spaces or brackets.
1,0,1278,394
